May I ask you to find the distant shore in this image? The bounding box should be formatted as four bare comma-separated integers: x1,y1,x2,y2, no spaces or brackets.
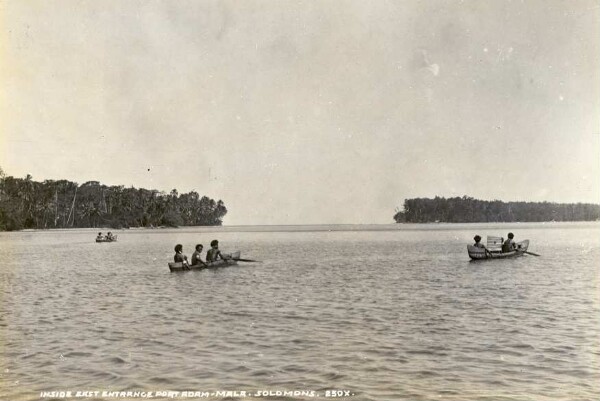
5,220,599,235
0,172,227,231
394,196,600,223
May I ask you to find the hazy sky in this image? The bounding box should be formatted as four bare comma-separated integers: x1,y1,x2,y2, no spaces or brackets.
1,1,599,225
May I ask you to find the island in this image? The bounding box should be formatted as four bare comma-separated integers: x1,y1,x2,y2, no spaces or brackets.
394,196,600,223
0,169,227,231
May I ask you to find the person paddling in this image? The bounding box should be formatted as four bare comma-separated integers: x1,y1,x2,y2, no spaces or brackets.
96,232,104,241
206,240,227,263
174,244,190,269
502,233,516,253
473,235,493,257
191,244,207,267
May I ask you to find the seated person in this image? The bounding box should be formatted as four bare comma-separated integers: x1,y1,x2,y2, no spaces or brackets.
96,232,104,240
206,240,225,263
473,235,485,248
502,233,516,252
106,232,114,240
474,235,493,257
173,244,190,267
191,244,207,267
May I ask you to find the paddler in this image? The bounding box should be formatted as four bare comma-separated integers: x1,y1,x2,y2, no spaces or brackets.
191,244,207,267
473,235,485,248
502,233,516,252
96,232,104,240
206,239,226,263
173,244,190,268
473,235,493,257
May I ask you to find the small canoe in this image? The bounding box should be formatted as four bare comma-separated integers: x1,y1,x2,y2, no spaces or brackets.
168,251,240,272
468,239,529,260
96,236,118,243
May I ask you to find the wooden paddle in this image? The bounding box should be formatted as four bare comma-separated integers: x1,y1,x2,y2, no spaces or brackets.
524,251,540,257
230,258,261,263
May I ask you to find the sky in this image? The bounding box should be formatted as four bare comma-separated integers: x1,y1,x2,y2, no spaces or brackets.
1,0,599,225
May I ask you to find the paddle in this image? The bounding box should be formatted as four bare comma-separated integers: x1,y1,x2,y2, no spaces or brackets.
524,251,540,257
230,258,261,263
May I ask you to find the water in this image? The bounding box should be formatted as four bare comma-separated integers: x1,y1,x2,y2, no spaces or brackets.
1,223,599,401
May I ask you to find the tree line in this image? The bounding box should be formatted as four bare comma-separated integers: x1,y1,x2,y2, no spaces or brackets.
0,168,227,231
394,196,600,223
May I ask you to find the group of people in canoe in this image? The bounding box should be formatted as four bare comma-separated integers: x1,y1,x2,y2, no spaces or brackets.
96,232,116,241
174,239,227,267
472,232,517,256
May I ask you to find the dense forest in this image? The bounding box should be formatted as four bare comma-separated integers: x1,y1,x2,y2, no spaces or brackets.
394,196,600,223
0,168,227,231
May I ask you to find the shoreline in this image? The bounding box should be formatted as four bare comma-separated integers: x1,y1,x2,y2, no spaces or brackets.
5,220,600,234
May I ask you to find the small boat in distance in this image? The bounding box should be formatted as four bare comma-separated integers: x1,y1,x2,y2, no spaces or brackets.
168,251,241,272
468,236,529,260
96,235,118,243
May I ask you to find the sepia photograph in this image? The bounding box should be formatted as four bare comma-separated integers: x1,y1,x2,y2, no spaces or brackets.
1,1,599,400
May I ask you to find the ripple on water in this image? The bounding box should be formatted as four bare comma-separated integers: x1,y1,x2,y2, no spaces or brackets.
147,376,175,385
88,370,122,381
62,351,94,358
104,356,128,364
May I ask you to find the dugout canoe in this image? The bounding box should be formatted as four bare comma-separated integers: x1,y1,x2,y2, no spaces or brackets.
168,251,240,272
467,240,529,260
96,236,118,243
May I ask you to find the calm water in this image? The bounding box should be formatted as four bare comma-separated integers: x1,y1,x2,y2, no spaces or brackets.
1,223,599,401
